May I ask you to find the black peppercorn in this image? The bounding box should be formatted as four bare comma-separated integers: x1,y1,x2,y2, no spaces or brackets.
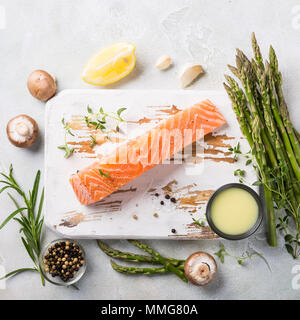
171,228,176,233
170,198,176,203
160,201,164,205
43,241,85,282
165,194,170,199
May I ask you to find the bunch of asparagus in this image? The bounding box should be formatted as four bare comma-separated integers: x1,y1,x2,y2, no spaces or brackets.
97,240,187,282
224,33,300,257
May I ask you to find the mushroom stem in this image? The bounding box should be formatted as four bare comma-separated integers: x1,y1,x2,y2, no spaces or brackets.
184,251,217,286
15,122,30,136
6,115,38,148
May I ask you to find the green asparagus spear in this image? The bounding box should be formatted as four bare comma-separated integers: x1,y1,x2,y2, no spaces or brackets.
234,52,278,168
269,45,300,166
251,32,264,70
97,240,184,266
128,240,188,283
225,33,300,251
110,260,184,276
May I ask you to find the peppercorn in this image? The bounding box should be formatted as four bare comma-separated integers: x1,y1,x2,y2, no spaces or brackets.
43,241,85,283
154,193,159,197
170,198,176,203
165,194,170,199
171,228,176,233
160,201,164,205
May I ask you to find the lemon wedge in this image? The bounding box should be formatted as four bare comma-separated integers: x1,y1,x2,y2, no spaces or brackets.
81,42,136,86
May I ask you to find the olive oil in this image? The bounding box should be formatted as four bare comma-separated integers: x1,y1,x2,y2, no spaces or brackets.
211,187,258,235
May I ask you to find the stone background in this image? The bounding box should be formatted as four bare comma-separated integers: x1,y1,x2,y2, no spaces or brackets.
0,0,299,299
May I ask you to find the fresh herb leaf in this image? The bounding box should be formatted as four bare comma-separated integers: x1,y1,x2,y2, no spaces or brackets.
99,170,110,178
117,107,127,117
192,218,205,227
0,165,45,285
84,105,127,136
252,180,262,186
229,142,242,160
246,159,252,166
87,105,93,114
234,169,245,177
90,135,96,148
58,118,75,159
0,267,38,280
234,168,246,183
0,207,26,230
58,145,74,159
214,243,227,263
214,243,271,271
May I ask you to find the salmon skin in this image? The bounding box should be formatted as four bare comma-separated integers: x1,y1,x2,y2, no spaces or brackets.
70,100,226,205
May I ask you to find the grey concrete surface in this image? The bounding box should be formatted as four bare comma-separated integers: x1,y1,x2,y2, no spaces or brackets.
0,0,299,299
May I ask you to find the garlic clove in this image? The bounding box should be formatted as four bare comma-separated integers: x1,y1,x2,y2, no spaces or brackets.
155,55,172,70
179,63,204,88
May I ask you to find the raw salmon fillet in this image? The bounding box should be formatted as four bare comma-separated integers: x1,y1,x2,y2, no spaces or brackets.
70,100,226,205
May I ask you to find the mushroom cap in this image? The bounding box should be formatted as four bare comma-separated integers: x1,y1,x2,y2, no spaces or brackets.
27,70,56,101
6,114,39,148
184,251,217,286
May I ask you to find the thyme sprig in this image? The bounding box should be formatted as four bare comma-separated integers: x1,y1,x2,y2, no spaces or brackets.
229,142,242,161
57,118,74,158
234,168,246,183
233,142,300,258
192,217,206,227
99,169,110,178
0,165,45,285
89,135,96,148
85,105,126,134
214,243,271,271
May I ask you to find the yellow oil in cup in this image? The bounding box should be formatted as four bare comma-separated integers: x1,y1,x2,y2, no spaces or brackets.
206,184,262,240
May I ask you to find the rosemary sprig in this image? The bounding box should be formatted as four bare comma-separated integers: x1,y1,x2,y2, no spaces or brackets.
0,165,45,285
57,118,74,158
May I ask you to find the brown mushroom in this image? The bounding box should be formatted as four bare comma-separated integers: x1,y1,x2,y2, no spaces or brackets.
6,115,38,148
27,70,56,101
184,251,217,286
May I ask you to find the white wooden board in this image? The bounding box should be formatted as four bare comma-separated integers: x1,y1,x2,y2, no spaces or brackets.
45,89,259,239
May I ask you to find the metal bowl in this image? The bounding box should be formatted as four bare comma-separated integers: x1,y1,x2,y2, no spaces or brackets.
205,183,263,240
